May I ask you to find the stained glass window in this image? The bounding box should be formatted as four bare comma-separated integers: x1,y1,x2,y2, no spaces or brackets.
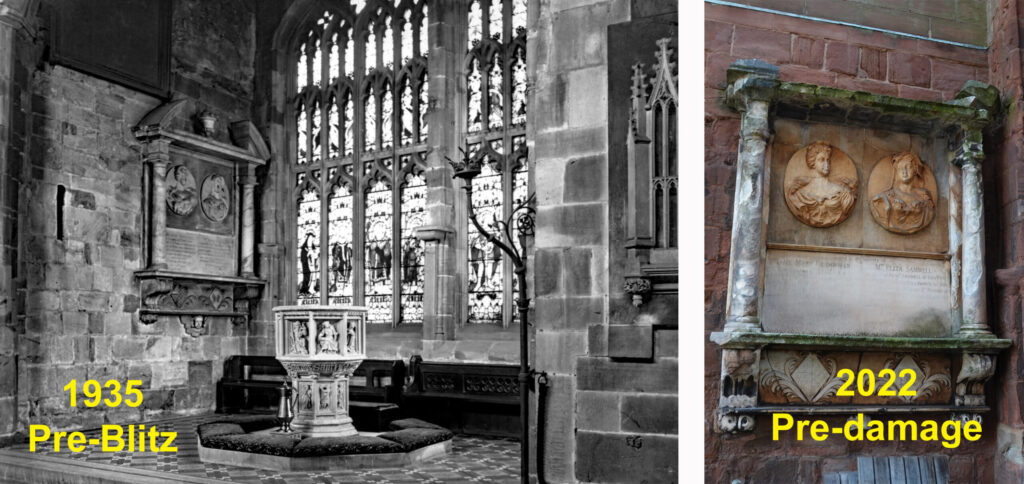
297,173,321,305
468,161,504,324
292,0,429,326
400,169,426,324
365,179,393,324
464,0,529,326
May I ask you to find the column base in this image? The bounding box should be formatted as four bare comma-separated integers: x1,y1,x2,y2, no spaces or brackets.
723,316,762,333
956,326,995,338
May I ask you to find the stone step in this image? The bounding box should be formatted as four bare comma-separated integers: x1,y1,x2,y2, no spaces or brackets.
0,450,224,484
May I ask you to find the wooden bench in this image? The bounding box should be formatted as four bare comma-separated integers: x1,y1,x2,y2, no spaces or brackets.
402,356,520,437
216,356,406,430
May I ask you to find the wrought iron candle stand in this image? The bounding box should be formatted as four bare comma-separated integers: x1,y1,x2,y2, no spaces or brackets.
448,149,547,484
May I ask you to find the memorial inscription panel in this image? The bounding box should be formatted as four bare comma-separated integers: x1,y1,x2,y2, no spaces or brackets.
165,228,236,276
762,249,951,336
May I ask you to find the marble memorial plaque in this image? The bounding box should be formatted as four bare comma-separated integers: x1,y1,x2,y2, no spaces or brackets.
165,228,236,276
762,249,951,336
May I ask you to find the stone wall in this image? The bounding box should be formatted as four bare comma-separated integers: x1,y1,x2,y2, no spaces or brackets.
986,0,1024,481
725,0,989,46
530,0,679,482
3,0,257,438
705,3,997,483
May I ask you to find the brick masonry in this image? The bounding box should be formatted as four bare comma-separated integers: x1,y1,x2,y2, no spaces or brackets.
0,0,258,439
705,2,1011,483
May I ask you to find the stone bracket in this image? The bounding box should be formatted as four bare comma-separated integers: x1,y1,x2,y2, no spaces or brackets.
136,270,265,332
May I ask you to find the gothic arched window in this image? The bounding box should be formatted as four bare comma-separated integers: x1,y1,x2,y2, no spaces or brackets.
293,2,429,326
464,0,528,325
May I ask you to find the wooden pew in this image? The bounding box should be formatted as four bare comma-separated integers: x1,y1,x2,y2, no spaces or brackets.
402,355,521,437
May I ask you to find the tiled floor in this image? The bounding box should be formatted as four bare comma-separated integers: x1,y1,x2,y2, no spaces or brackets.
6,414,520,483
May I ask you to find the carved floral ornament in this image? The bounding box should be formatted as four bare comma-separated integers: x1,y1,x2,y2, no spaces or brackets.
783,142,937,233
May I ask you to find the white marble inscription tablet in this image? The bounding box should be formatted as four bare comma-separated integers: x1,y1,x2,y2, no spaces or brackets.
762,249,951,336
166,228,236,276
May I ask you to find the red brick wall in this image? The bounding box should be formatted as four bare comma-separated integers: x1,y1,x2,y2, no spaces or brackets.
723,0,989,47
705,3,998,482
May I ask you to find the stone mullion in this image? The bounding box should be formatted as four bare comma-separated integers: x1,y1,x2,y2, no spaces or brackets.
352,30,367,309
319,36,331,305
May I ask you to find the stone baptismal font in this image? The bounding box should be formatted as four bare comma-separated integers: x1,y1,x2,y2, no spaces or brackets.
273,305,366,437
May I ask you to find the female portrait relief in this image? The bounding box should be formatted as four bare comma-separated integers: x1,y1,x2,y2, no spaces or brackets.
784,141,859,228
868,151,937,235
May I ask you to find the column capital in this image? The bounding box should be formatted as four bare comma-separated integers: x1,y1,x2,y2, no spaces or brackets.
953,129,984,168
726,59,779,111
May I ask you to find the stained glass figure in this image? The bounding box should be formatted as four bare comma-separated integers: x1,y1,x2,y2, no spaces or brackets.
312,100,322,163
419,77,429,142
365,179,393,324
512,0,526,34
468,1,482,49
365,91,377,151
343,92,354,156
487,55,503,130
345,36,355,75
382,16,394,70
297,174,321,304
401,11,413,62
467,59,482,133
488,0,502,42
419,5,428,56
330,33,340,81
297,49,308,92
400,78,414,145
468,162,503,324
511,47,526,126
328,180,354,305
297,107,308,164
328,96,340,158
366,30,377,73
400,171,426,324
312,38,322,87
382,84,394,150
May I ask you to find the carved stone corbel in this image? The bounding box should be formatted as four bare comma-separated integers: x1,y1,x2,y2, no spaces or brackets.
955,352,994,406
716,348,759,433
623,276,652,307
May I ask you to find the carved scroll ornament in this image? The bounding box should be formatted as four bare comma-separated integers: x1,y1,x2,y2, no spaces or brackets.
868,151,937,234
783,141,858,228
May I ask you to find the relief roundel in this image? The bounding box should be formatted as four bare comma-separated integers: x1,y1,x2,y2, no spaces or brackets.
201,174,230,222
165,165,198,216
783,141,859,228
867,151,937,235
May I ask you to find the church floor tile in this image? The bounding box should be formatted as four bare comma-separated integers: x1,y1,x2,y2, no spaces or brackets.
0,414,520,483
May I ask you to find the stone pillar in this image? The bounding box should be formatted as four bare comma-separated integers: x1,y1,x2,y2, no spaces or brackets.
145,140,171,269
955,129,993,337
418,3,462,341
722,60,778,333
239,169,257,277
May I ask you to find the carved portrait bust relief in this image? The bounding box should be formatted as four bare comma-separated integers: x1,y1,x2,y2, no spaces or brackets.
867,151,937,235
200,174,230,222
166,165,198,216
783,141,859,228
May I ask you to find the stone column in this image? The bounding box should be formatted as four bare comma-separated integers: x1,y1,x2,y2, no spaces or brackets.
239,168,257,277
722,60,778,333
418,3,462,341
955,129,993,337
146,140,171,269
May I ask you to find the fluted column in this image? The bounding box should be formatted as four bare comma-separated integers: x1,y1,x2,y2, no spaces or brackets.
955,129,993,337
239,169,257,277
722,60,778,333
146,139,171,269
